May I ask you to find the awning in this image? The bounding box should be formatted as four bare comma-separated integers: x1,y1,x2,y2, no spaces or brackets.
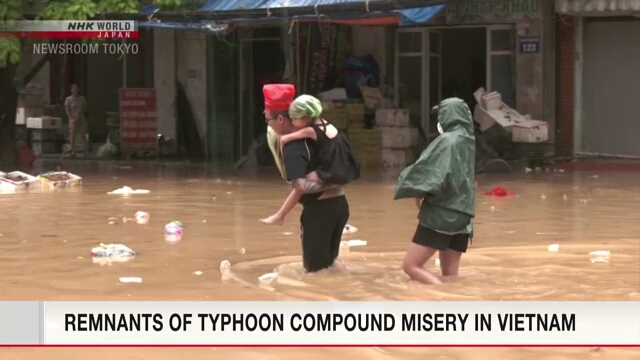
397,5,444,27
139,1,444,28
556,0,640,14
138,21,228,32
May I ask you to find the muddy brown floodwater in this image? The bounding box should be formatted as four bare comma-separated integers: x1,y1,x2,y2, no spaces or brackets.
1,162,639,359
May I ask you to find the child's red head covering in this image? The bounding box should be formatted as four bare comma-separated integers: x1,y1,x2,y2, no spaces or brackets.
263,84,295,112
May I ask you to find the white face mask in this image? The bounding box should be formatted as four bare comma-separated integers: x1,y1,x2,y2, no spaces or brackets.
437,122,444,135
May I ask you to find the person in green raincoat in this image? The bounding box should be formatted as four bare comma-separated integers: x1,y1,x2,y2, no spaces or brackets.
393,97,476,285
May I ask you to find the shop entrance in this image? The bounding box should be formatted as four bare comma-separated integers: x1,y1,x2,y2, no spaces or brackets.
396,25,515,143
238,27,286,164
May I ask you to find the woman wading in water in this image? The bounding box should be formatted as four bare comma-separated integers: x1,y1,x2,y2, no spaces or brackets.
393,98,476,284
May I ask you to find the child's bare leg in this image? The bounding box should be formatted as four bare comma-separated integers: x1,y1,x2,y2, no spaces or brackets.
259,214,285,225
260,188,302,225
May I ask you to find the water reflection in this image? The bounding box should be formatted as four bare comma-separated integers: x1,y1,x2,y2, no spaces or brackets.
0,162,638,358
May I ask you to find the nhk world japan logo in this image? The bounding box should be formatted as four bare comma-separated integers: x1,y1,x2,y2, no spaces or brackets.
1,20,139,39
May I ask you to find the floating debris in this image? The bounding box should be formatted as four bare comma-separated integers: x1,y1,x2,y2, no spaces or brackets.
547,244,560,252
164,221,183,243
258,273,278,287
220,260,232,281
194,271,203,276
589,250,610,264
347,239,367,247
107,186,150,195
343,224,358,235
91,243,136,260
119,277,142,283
135,211,150,225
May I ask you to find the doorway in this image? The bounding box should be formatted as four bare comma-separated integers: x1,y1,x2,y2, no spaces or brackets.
395,25,515,143
441,28,486,108
239,27,285,165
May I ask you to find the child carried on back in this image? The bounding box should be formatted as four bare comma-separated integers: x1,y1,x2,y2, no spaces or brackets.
260,95,360,225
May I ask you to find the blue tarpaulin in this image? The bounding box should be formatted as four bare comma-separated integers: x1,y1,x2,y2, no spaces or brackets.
397,5,444,27
139,1,443,28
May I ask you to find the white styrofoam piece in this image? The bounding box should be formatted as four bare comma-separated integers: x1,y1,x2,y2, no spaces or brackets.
15,108,25,125
1,171,38,185
26,116,62,129
347,240,367,247
380,149,406,168
511,120,549,143
16,107,45,125
380,126,412,149
484,92,503,111
474,88,486,106
375,109,410,127
40,171,83,187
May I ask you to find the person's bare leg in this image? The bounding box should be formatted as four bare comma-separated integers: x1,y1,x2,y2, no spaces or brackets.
402,243,442,284
439,249,462,282
80,123,89,156
69,122,77,156
260,188,302,225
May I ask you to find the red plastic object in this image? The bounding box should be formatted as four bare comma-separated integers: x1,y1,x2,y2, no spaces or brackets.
485,186,516,197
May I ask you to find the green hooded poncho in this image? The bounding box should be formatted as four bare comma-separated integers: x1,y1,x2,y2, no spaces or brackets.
393,97,476,234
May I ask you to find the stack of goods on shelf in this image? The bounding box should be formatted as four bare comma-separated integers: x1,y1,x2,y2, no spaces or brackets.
15,84,45,144
321,102,348,131
344,100,366,130
348,126,382,169
27,116,62,155
376,109,412,168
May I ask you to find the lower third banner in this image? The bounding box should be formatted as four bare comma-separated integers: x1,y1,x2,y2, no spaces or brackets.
2,301,639,346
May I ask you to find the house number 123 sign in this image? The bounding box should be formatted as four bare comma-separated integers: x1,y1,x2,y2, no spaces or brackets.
519,36,540,54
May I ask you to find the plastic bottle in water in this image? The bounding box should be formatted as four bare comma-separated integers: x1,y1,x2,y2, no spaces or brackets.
219,260,232,281
164,222,183,243
135,211,150,225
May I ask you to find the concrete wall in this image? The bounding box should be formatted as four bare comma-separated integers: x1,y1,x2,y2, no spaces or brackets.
556,16,575,156
153,29,177,149
176,31,208,152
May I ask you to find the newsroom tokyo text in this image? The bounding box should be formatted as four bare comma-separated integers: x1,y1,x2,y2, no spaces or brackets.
32,42,138,55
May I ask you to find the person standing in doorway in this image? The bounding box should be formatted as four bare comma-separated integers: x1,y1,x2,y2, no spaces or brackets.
263,84,349,273
64,83,88,157
393,98,476,285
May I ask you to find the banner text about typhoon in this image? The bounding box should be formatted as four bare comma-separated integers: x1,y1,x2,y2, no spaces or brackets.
64,312,576,333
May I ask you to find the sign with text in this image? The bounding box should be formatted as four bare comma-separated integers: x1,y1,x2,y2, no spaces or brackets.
518,36,541,54
119,88,157,152
445,0,541,23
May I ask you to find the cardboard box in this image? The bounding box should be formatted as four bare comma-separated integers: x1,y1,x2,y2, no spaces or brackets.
39,171,83,188
511,120,549,143
26,116,62,129
0,171,39,189
375,109,410,127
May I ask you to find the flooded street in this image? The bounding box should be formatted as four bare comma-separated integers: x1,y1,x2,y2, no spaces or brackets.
1,161,639,359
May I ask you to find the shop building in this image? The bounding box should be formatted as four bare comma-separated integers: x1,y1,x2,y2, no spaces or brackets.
556,0,640,158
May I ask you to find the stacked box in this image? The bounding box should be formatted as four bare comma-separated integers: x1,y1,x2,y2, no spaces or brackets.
348,127,381,168
38,171,83,188
375,109,412,168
